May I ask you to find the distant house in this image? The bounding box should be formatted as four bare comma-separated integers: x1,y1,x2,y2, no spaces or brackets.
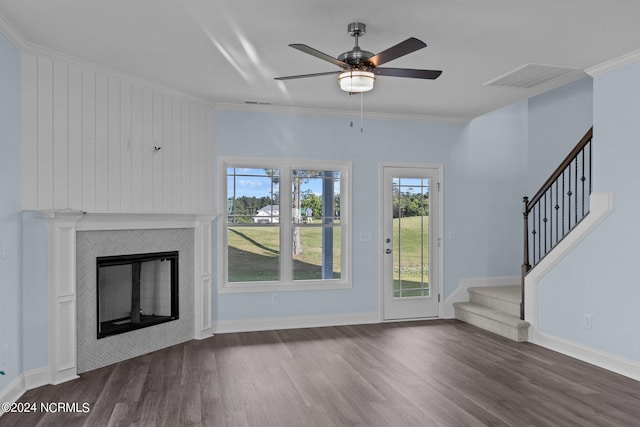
253,205,280,223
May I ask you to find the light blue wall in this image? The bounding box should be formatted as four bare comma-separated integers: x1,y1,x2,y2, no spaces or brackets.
446,101,528,292
213,106,528,321
537,63,640,362
0,31,22,390
21,212,48,371
213,111,460,320
527,77,594,194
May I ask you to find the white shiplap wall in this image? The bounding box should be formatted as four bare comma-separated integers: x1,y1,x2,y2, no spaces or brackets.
22,51,214,214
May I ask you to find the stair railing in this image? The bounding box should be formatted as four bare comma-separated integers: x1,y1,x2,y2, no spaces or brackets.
521,127,593,319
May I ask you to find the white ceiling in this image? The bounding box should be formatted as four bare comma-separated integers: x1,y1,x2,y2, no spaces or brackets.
1,0,639,120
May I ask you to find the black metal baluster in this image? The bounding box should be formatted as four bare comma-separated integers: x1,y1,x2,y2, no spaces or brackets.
554,181,560,243
575,156,579,224
532,207,537,265
581,148,587,217
562,171,566,236
549,185,554,247
537,202,542,263
543,191,548,254
567,164,572,229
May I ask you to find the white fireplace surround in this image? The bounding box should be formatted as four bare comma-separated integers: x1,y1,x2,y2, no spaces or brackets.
41,210,213,385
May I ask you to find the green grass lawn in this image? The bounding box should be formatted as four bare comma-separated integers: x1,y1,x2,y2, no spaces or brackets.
227,226,280,282
227,225,341,282
393,216,430,297
227,216,429,293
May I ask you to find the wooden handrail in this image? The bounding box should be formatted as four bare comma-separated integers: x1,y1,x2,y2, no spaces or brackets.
521,127,593,320
526,127,593,212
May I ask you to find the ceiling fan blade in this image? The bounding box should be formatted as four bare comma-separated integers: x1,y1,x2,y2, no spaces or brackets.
366,38,427,67
275,71,340,81
289,44,349,68
374,67,442,79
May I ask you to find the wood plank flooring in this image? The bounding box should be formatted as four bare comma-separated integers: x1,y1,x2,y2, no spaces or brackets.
2,320,640,426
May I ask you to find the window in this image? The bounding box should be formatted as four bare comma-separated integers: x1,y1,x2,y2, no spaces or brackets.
220,158,351,292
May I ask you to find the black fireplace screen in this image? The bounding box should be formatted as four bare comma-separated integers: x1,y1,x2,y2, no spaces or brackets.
96,251,179,339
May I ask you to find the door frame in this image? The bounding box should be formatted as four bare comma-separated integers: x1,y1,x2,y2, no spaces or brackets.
379,162,444,321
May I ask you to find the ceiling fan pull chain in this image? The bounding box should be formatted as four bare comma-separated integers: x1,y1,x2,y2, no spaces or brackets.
349,89,354,127
360,92,364,132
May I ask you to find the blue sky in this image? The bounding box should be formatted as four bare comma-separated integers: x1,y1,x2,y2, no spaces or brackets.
227,168,340,200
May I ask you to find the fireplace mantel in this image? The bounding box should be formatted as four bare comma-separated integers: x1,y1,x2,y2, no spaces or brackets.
40,210,213,385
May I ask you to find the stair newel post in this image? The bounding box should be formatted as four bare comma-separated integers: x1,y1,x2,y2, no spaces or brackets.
521,196,531,320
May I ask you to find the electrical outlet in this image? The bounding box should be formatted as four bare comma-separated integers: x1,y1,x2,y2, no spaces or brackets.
272,294,279,304
584,314,592,329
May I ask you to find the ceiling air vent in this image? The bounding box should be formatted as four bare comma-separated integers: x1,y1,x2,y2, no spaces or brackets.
484,63,582,89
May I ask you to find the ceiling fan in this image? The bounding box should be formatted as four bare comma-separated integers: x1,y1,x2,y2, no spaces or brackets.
274,22,442,94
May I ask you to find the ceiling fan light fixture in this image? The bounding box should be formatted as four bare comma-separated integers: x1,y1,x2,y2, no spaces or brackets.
338,70,375,93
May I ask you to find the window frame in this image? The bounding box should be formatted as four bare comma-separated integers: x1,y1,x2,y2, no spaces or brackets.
218,156,352,293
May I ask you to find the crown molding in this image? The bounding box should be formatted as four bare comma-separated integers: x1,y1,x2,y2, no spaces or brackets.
0,13,216,107
586,49,640,77
23,42,217,107
214,102,472,125
0,12,27,50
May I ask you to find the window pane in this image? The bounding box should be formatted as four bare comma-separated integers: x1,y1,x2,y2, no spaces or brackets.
227,226,280,282
293,170,341,224
392,177,430,298
223,160,348,289
227,168,280,224
292,226,341,280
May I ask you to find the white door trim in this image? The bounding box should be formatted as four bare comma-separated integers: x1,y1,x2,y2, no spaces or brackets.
378,162,444,321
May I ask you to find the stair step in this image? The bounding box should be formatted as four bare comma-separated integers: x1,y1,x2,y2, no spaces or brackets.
468,285,521,317
453,301,530,342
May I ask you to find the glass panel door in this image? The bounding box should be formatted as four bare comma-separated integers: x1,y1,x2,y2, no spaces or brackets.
383,166,440,320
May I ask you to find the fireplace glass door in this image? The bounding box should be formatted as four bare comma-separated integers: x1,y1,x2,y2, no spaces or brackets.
97,251,179,338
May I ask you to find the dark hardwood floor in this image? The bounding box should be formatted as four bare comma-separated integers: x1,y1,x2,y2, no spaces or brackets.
2,320,640,426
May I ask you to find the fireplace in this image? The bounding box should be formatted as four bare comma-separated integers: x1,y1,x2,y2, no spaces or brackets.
34,211,212,383
97,251,179,338
76,226,196,373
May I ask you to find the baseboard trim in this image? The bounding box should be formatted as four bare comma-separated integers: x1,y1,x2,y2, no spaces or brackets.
443,276,520,319
194,328,214,340
534,331,640,382
0,366,53,417
24,366,50,390
0,375,25,416
213,312,380,334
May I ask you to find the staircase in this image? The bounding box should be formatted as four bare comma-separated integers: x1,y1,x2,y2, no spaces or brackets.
453,128,593,342
453,286,530,342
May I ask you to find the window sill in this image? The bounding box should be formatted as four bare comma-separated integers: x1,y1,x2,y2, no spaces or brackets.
218,281,352,294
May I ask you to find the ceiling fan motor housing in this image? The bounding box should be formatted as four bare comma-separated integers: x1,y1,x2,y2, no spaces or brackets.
338,22,374,67
338,47,374,67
